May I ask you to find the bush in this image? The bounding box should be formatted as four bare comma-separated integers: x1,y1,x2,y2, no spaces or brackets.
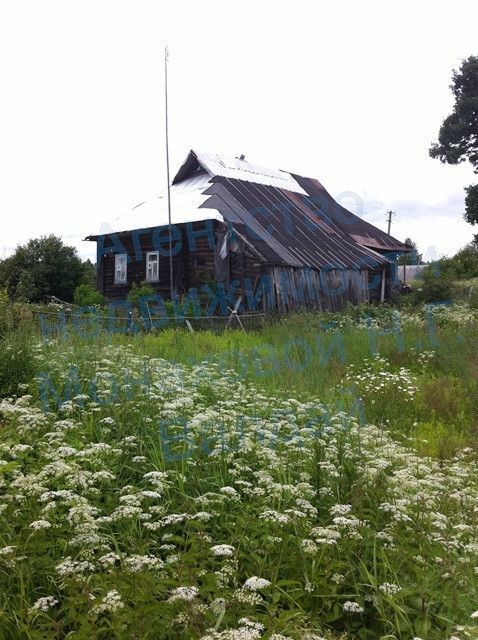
126,284,183,330
127,281,156,309
73,284,106,307
422,244,478,284
452,243,478,279
411,267,454,304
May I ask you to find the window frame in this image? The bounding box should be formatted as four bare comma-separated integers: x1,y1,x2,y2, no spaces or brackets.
146,251,160,282
114,253,128,284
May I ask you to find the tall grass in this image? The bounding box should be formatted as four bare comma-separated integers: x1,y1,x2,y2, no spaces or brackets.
0,333,477,638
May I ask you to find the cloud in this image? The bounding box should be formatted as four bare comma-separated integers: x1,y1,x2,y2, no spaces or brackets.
361,192,474,257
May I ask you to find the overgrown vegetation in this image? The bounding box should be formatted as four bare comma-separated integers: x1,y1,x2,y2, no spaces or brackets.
0,235,94,303
127,281,156,309
73,284,106,307
0,259,477,638
405,242,478,304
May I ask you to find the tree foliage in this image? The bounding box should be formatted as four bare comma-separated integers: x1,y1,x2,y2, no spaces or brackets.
449,242,478,278
397,237,422,265
73,284,106,307
419,243,478,285
81,259,97,288
464,184,478,226
429,55,478,225
127,281,156,309
0,235,92,303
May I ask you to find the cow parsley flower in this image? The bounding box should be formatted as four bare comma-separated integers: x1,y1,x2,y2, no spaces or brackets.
342,600,364,613
55,557,95,577
28,596,58,614
29,519,52,530
243,576,271,591
379,582,401,596
330,504,352,515
123,554,163,572
168,586,199,602
210,544,235,557
92,590,124,614
210,597,226,615
98,552,121,566
0,546,16,555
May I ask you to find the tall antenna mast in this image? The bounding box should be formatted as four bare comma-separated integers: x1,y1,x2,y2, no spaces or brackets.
164,45,173,299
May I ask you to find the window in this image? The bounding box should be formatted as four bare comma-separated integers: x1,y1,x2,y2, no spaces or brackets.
114,254,127,284
146,251,159,282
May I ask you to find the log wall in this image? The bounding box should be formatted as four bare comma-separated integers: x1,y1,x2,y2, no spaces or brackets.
94,223,386,313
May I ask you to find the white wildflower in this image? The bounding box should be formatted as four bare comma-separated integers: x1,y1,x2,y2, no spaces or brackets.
342,600,364,613
123,554,163,572
243,576,271,591
92,590,124,614
28,596,58,614
210,544,235,557
29,519,52,530
168,586,199,602
379,582,401,596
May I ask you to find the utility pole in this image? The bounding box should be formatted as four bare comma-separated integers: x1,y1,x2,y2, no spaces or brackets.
386,210,395,235
164,45,174,300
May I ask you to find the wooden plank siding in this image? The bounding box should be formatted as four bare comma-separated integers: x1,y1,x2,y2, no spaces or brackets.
96,220,220,301
267,266,369,313
95,219,390,313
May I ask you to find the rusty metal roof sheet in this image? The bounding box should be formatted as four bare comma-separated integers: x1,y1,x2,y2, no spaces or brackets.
205,177,389,270
291,174,408,252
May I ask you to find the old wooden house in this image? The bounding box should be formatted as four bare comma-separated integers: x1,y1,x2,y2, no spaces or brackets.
85,150,409,313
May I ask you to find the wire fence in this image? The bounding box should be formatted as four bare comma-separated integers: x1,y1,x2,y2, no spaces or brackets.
28,303,269,334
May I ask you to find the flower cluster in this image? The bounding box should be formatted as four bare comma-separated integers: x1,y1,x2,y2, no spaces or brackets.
0,339,475,639
341,354,418,403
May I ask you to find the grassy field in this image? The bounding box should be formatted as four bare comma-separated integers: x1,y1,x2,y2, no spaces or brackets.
0,299,477,639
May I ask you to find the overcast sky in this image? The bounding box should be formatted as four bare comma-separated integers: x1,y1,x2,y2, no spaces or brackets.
1,0,477,262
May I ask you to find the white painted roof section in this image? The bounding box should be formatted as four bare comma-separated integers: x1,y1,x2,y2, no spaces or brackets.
107,172,223,234
89,149,307,237
192,149,308,195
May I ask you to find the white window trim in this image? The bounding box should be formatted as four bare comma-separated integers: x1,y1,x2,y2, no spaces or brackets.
114,253,128,284
146,251,159,282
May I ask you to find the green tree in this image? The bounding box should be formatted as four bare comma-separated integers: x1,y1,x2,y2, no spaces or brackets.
81,259,97,287
73,283,105,307
429,55,478,226
452,242,478,278
0,235,88,303
398,237,422,265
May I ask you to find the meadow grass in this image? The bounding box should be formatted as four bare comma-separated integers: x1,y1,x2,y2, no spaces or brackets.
0,302,477,639
100,303,478,455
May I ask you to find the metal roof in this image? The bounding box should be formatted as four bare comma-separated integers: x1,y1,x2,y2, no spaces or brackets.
172,149,308,195
291,174,408,252
86,172,223,238
205,177,389,270
86,149,407,268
